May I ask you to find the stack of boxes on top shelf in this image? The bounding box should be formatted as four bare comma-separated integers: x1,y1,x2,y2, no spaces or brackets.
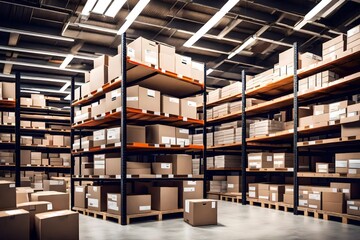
0,180,78,239
0,82,16,145
208,175,255,197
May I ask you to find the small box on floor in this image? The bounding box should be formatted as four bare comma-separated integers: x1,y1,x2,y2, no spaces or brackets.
0,209,30,240
35,210,79,240
184,199,217,226
0,180,16,210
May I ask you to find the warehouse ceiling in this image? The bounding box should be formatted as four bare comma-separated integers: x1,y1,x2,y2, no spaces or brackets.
0,0,359,97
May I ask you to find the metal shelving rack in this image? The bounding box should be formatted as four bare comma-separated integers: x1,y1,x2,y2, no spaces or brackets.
70,32,207,225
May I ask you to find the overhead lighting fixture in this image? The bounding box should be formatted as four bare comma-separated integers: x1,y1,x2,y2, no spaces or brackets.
0,73,83,86
206,69,214,75
228,36,256,59
117,0,150,35
60,82,71,92
92,0,112,14
293,0,332,31
22,88,70,95
64,94,71,100
82,0,97,16
0,27,74,42
76,23,118,34
321,0,345,18
183,0,239,47
60,54,74,69
21,90,41,94
105,0,126,17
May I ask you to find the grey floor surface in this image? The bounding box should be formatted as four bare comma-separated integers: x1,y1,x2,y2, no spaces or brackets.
79,201,360,240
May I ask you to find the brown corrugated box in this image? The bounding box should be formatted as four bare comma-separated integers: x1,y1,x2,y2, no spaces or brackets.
341,121,360,138
227,175,241,193
184,199,217,226
316,162,335,173
31,94,46,107
0,209,29,240
155,154,192,175
152,162,173,175
180,97,197,119
347,199,360,216
322,34,346,51
150,187,178,211
107,194,151,215
2,82,16,99
322,192,345,213
43,180,66,192
35,210,79,240
30,191,69,211
127,85,161,112
106,157,121,175
248,152,273,168
92,99,106,117
87,185,119,212
308,192,321,210
74,186,87,208
175,54,192,77
158,43,175,72
191,61,204,82
90,65,108,92
248,183,258,199
283,193,294,205
93,55,109,68
93,129,106,147
128,37,158,66
146,124,176,144
105,88,121,112
161,95,180,115
178,181,203,208
175,128,190,146
0,180,16,210
21,97,32,106
269,185,285,202
330,182,360,200
336,153,360,174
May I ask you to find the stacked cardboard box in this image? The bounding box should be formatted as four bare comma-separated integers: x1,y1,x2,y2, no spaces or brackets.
227,176,241,193
107,194,152,215
347,200,360,216
300,52,322,69
248,152,273,169
322,34,346,60
0,82,15,99
299,70,339,92
212,103,229,118
192,158,201,175
335,153,360,175
273,153,294,168
214,155,241,169
208,89,221,103
221,82,242,98
347,25,360,51
249,120,284,138
206,156,214,169
209,177,227,193
0,151,14,164
283,185,294,205
246,69,274,90
214,128,234,145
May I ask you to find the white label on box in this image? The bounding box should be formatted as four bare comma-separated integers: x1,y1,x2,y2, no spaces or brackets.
318,164,327,169
348,201,355,205
185,200,190,213
147,89,155,98
109,194,117,201
161,163,171,169
309,141,316,145
303,191,309,194
179,129,189,134
188,181,196,185
336,160,348,168
299,200,308,206
93,187,98,192
127,174,132,178
155,144,159,148
169,174,174,178
161,136,176,145
127,48,135,58
156,174,162,178
249,187,256,191
165,113,169,117
309,193,320,200
169,97,179,103
127,97,138,101
145,50,157,65
272,193,276,201
177,138,190,146
50,180,63,185
47,203,53,211
227,184,234,189
267,156,273,162
270,187,277,191
342,189,350,194
116,175,121,179
75,187,84,193
139,205,151,211
309,204,318,209
188,174,193,178
249,192,256,198
259,196,269,200
183,117,188,122
9,184,15,188
318,169,327,173
187,101,196,107
184,187,195,192
349,206,359,210
211,202,216,209
94,164,105,169
88,198,99,207
108,201,119,211
286,189,294,193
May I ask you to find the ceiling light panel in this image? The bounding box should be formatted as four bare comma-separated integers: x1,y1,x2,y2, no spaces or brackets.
105,0,126,17
92,0,112,14
117,0,150,35
82,0,97,16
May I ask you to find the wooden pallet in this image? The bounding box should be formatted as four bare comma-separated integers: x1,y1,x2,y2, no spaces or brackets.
86,209,107,220
248,199,294,212
220,193,242,203
158,209,184,221
297,207,360,224
72,207,87,215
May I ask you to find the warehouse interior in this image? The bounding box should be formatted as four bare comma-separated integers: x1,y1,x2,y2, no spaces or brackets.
0,0,360,239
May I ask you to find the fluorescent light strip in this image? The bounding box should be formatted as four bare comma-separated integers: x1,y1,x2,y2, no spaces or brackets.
22,87,70,95
0,60,87,73
206,69,214,75
60,82,71,92
105,0,126,17
294,20,308,31
60,54,74,69
82,0,97,16
0,73,83,86
304,0,332,21
117,0,150,35
321,0,345,18
228,36,256,59
76,23,118,34
21,90,41,94
183,0,239,47
92,0,112,14
64,94,71,100
0,27,74,42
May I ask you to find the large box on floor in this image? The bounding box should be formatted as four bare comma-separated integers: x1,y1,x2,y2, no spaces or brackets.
17,201,52,237
107,194,151,215
184,199,217,226
0,209,29,240
35,210,79,240
30,191,69,211
43,180,66,193
74,186,87,209
179,181,203,208
150,187,178,211
87,185,119,212
0,180,16,210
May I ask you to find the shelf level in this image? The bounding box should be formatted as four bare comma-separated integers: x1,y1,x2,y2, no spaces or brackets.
20,106,70,116
297,172,360,179
297,135,360,148
199,93,242,109
0,99,15,109
72,107,203,129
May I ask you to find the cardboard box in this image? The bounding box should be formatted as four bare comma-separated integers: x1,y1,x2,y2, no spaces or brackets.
30,191,69,211
191,61,204,82
128,37,158,66
347,200,360,216
161,95,180,115
87,185,119,211
155,154,192,175
184,199,217,226
248,183,258,199
0,180,16,210
2,82,16,99
94,154,105,176
74,186,87,208
152,162,173,175
31,94,46,107
106,157,121,175
35,210,79,240
158,43,175,72
314,104,329,115
330,182,360,200
94,55,109,68
248,152,273,169
179,181,203,208
283,193,294,205
146,124,176,144
341,121,360,138
175,128,190,146
0,209,29,240
308,192,321,210
90,65,108,92
127,85,161,112
175,54,192,77
43,180,66,192
150,187,178,211
316,163,335,173
322,192,345,213
17,201,52,237
93,129,107,147
227,176,240,193
107,194,151,215
21,97,32,106
91,99,106,117
336,153,360,174
269,185,285,202
180,97,197,119
273,153,293,168
105,88,121,112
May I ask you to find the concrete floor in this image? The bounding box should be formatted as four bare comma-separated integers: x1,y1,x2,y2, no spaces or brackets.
79,201,360,240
